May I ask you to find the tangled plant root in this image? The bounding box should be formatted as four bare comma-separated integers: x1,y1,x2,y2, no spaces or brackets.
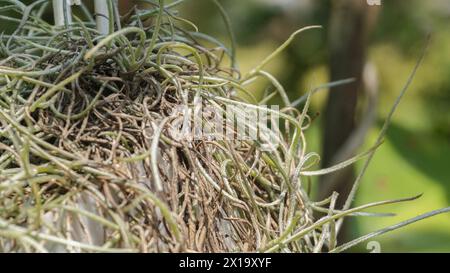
0,1,449,253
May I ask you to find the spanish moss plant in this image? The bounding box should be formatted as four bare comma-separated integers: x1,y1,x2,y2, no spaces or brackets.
0,0,448,253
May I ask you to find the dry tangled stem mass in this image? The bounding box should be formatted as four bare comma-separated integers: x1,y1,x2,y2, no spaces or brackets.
0,1,317,252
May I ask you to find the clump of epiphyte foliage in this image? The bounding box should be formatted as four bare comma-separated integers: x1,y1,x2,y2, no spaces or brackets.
0,0,448,253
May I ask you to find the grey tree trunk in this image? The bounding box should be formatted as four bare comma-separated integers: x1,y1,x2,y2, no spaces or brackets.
320,0,379,244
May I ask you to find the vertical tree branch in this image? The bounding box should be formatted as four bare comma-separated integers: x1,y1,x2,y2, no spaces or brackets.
320,0,379,243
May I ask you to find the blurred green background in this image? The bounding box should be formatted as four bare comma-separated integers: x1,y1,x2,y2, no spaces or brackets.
179,0,450,252
2,0,449,252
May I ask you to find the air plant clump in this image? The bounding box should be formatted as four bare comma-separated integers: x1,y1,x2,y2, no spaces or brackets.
0,0,448,253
